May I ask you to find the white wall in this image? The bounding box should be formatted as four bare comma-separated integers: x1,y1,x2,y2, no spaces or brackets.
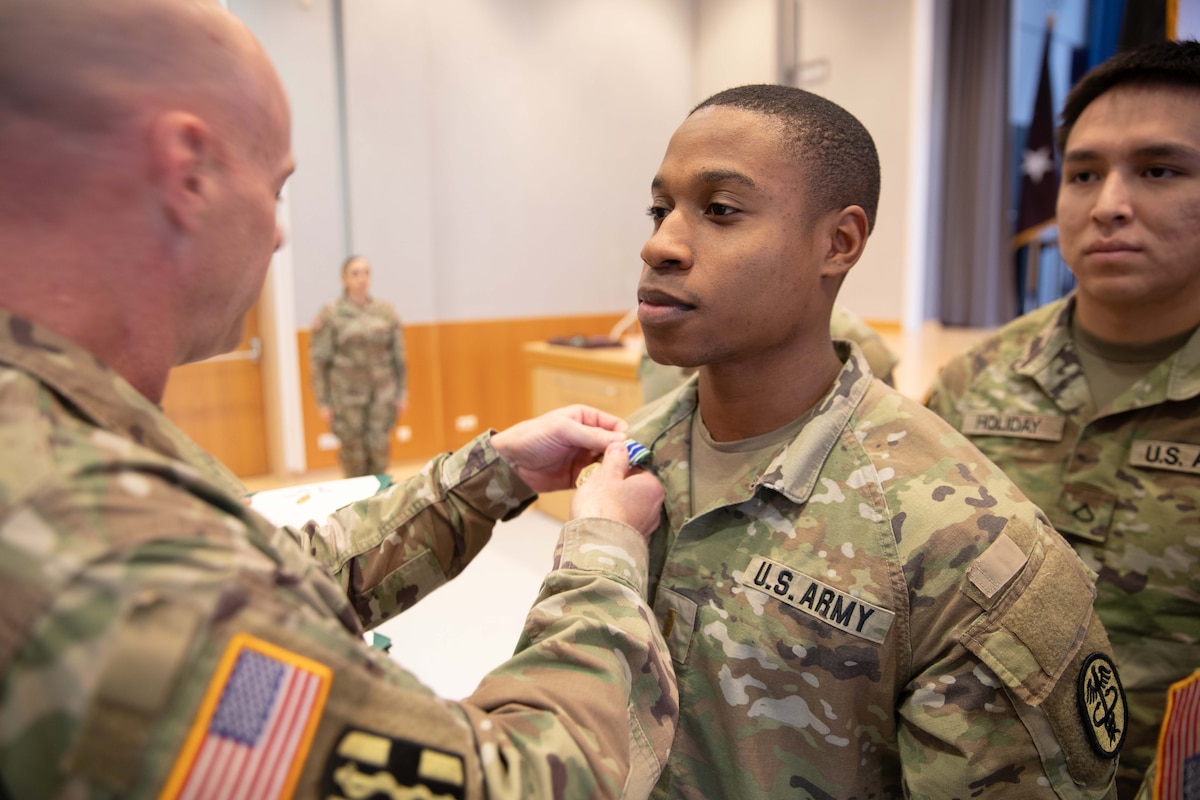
692,0,934,327
241,0,693,327
230,0,347,328
797,1,918,324
694,0,779,98
1179,0,1200,38
237,0,933,329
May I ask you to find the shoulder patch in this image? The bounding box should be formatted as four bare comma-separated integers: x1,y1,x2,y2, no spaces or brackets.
1077,652,1127,759
1154,669,1200,800
320,726,466,800
161,633,332,800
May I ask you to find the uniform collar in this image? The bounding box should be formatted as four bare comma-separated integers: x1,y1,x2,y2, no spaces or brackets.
0,309,245,497
1013,293,1200,406
759,341,873,504
631,341,874,507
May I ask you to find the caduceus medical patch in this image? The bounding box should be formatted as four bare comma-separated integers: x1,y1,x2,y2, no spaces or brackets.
1076,652,1127,758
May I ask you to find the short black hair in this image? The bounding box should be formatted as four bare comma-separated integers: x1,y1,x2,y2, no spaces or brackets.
1058,39,1200,152
692,84,881,232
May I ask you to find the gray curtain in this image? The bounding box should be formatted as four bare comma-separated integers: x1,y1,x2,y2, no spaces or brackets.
936,0,1016,327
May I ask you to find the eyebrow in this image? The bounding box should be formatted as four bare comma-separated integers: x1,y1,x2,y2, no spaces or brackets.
651,169,759,191
1063,142,1200,163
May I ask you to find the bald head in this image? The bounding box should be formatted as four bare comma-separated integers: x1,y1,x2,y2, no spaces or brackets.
0,0,282,153
0,0,293,402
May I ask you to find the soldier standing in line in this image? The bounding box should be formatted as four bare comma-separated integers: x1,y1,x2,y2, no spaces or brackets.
926,39,1200,798
0,1,677,797
623,83,1124,798
312,254,408,477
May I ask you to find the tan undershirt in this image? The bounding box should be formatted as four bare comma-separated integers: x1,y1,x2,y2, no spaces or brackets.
1071,315,1195,410
690,408,813,516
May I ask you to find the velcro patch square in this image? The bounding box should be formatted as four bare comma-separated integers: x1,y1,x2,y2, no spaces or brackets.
320,727,466,800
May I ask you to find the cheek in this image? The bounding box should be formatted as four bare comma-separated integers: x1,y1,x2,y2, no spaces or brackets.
1055,199,1089,251
1160,196,1200,246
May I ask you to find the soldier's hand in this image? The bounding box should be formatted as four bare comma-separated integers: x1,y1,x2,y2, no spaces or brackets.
570,441,663,538
492,405,627,493
318,406,333,425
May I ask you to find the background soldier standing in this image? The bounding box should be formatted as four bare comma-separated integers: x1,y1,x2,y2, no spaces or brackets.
927,40,1200,798
312,255,408,477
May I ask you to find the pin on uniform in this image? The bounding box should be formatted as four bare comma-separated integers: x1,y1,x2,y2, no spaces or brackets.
576,440,650,487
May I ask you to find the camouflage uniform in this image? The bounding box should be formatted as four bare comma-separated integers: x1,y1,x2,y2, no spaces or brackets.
830,302,900,387
926,295,1200,797
311,296,407,477
624,341,1121,799
638,303,899,403
0,310,677,800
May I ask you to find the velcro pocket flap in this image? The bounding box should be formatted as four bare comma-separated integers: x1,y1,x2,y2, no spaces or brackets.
958,526,1096,706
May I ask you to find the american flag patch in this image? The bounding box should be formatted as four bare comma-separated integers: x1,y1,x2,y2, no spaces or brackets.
1156,669,1200,800
161,634,332,800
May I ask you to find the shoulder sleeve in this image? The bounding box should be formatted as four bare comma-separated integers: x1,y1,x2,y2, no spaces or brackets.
310,304,338,406
461,516,678,799
1,455,676,800
282,432,537,629
895,474,1121,798
923,353,970,425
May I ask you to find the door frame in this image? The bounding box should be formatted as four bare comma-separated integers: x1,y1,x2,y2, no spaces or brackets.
261,186,308,475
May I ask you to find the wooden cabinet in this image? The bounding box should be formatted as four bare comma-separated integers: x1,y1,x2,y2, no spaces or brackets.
523,340,644,520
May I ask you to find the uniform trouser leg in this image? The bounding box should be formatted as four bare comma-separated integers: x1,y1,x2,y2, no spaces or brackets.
331,404,370,478
364,397,398,476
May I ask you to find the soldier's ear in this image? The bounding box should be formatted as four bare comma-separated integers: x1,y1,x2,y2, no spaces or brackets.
148,111,215,233
820,205,869,280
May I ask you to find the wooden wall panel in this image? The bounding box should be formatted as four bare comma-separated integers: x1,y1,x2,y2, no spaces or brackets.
297,313,624,471
163,309,269,478
434,314,623,451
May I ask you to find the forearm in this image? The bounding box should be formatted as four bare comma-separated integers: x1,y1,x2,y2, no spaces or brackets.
286,432,537,629
460,517,677,800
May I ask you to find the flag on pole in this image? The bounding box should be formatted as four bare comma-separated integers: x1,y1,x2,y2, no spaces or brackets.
1014,20,1059,249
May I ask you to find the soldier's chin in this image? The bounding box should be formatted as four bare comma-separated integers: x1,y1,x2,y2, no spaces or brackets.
652,352,708,371
179,324,245,366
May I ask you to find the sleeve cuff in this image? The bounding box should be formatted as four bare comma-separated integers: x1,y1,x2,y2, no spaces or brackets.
437,431,539,522
555,518,651,598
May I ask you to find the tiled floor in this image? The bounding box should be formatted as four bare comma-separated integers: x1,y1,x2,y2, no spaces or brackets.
243,320,996,700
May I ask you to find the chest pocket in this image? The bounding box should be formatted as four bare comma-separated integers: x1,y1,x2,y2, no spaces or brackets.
1050,483,1117,544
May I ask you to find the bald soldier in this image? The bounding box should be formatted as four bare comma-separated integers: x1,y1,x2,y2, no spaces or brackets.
0,2,676,798
927,40,1200,798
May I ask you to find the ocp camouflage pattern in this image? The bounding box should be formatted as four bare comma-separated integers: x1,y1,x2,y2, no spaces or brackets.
926,295,1200,796
311,295,407,476
0,309,677,799
626,340,1120,799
